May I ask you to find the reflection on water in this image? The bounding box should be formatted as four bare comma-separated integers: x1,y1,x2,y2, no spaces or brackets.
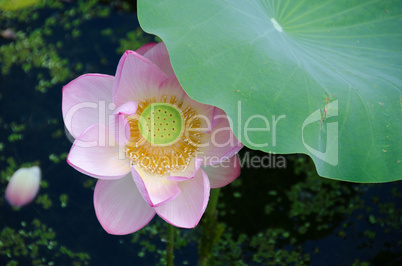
0,1,401,265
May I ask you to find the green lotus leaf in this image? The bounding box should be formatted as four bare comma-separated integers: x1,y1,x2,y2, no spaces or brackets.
0,0,41,10
138,0,402,182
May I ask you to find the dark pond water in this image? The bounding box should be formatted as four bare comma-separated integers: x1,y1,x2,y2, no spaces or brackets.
0,1,401,265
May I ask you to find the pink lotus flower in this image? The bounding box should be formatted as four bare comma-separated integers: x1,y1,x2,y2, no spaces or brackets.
62,42,242,235
6,166,41,208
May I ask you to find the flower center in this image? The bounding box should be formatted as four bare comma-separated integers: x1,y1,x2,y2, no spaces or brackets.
125,95,206,176
138,103,183,146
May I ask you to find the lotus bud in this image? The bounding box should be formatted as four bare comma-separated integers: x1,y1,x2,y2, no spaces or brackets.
5,166,41,208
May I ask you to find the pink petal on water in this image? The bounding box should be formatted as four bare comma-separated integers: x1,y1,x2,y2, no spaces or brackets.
6,166,41,208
